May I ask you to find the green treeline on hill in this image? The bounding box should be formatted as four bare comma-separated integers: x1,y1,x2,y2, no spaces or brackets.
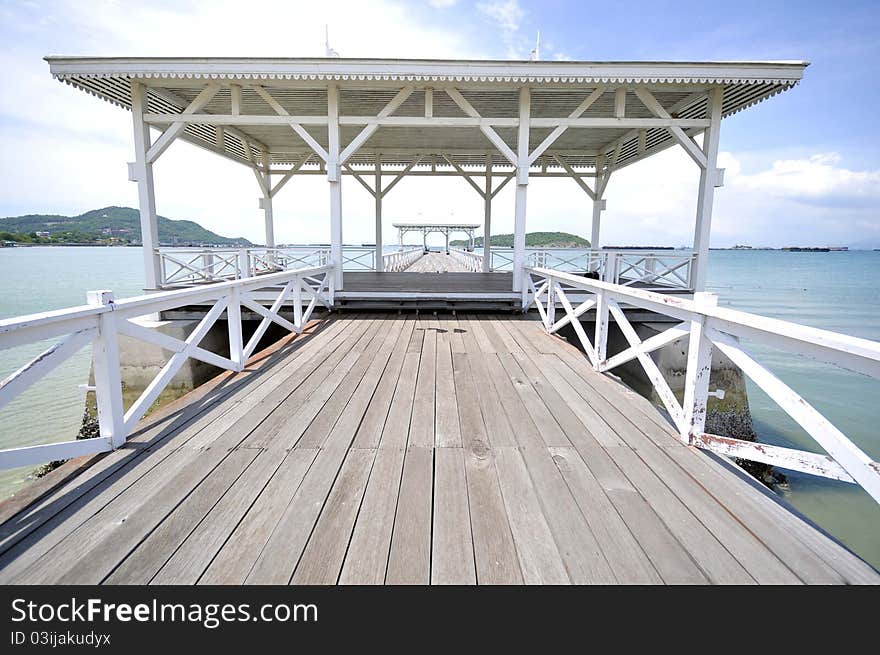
0,206,252,246
450,231,590,248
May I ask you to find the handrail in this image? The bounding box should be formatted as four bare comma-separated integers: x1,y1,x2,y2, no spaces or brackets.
382,247,423,272
0,263,335,470
448,248,483,272
522,265,880,504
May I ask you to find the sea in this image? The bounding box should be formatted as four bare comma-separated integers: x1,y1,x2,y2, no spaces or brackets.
1,246,878,568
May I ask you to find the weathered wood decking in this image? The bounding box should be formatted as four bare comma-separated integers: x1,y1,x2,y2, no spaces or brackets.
0,314,876,585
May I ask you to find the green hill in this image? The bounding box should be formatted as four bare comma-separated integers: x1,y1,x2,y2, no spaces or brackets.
0,206,253,246
451,231,590,248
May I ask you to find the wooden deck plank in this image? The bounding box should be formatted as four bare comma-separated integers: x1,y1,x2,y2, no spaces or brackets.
150,449,287,585
432,447,477,585
516,445,616,583
434,338,462,447
493,447,570,584
242,318,382,450
463,450,524,584
339,447,406,584
549,447,663,584
450,351,523,584
103,449,261,585
386,446,433,584
496,352,572,448
197,448,318,584
297,318,405,450
292,449,377,584
408,316,436,448
352,321,416,448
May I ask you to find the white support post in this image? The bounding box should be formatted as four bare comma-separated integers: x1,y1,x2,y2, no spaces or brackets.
327,84,344,290
88,291,125,448
681,292,718,442
227,286,244,371
591,154,605,253
512,87,530,292
483,155,492,272
238,248,250,278
375,160,383,271
260,151,275,252
692,87,724,292
130,82,161,291
293,280,303,330
545,279,556,332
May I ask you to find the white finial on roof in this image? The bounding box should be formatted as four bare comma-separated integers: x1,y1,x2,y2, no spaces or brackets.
530,30,540,61
325,25,340,58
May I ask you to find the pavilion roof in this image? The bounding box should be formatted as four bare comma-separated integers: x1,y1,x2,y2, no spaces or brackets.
46,57,807,172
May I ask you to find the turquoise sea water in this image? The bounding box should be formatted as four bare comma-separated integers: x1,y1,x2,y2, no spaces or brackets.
0,246,878,568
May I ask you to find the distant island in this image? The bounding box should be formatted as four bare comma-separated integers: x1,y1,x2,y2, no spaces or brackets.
0,206,253,247
451,231,590,248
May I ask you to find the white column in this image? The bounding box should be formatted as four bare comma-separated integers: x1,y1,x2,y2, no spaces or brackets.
591,154,605,252
130,82,161,291
692,87,724,291
375,160,383,271
483,156,492,272
261,151,275,249
512,87,531,291
327,84,343,289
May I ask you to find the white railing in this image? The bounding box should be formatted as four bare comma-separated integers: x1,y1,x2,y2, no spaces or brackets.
487,248,697,291
158,246,428,285
522,266,880,505
448,248,484,272
383,247,423,272
158,248,246,286
0,263,334,470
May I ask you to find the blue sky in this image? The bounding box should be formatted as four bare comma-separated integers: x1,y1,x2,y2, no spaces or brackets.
1,0,879,247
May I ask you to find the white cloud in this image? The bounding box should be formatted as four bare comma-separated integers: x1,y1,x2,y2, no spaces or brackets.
428,0,459,8
726,152,880,208
477,0,524,33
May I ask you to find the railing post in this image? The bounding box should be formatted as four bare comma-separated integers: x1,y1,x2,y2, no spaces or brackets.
238,248,250,279
545,278,556,332
680,291,718,442
227,286,244,371
87,290,125,449
605,252,618,285
156,250,166,287
202,251,216,281
293,276,303,331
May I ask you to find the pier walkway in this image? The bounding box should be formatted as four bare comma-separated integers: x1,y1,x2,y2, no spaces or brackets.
0,314,875,585
402,251,471,273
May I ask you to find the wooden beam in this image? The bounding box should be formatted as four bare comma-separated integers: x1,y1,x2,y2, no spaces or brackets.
441,154,486,198
270,154,311,198
445,87,518,165
145,83,220,164
339,86,414,164
553,155,596,200
614,88,626,118
380,155,424,197
634,88,708,168
528,87,605,165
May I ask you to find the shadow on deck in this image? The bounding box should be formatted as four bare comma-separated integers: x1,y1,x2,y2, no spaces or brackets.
0,314,876,584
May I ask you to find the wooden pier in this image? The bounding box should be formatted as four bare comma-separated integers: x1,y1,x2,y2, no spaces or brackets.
1,314,875,585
